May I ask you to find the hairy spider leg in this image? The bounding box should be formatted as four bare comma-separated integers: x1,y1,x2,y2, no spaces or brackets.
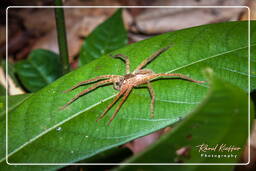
134,45,171,72
111,54,131,74
147,81,155,118
96,87,128,122
149,73,206,83
107,87,133,125
64,75,119,93
60,79,113,110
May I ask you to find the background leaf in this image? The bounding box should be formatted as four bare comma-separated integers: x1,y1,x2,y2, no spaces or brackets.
117,70,251,170
1,21,254,168
79,9,128,66
15,49,63,92
0,84,5,96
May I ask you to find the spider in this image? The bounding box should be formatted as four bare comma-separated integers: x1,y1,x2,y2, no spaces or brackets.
61,46,205,125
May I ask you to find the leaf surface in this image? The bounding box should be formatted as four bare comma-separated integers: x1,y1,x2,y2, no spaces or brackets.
0,84,5,96
1,21,255,168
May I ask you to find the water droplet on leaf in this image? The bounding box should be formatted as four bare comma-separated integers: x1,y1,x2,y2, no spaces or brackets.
56,127,62,131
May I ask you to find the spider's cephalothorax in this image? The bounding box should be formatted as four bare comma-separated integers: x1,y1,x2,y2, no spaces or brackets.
61,46,206,125
113,76,124,90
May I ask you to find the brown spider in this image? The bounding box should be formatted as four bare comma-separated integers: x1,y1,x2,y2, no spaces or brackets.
61,46,205,125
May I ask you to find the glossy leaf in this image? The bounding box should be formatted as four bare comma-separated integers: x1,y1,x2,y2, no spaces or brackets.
79,9,128,66
0,94,32,160
15,49,63,92
1,21,255,169
1,94,131,170
0,94,32,119
117,70,251,170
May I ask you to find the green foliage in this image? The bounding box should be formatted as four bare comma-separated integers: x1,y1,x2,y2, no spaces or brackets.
79,9,128,66
0,21,254,170
0,94,32,162
15,49,63,92
0,84,5,96
117,69,251,170
0,93,32,119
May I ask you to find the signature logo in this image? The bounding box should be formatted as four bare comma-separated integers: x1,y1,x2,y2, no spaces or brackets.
196,143,241,153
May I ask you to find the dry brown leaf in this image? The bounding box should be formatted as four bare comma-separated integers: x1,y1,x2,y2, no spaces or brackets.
134,0,247,34
240,0,256,20
0,66,24,95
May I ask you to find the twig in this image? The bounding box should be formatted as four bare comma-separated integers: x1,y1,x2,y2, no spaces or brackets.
54,0,70,74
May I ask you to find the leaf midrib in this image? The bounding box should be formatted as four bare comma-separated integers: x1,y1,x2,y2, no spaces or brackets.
3,44,254,162
0,94,33,120
167,44,256,73
3,94,116,162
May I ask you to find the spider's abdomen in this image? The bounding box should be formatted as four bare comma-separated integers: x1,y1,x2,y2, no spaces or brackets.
119,69,154,89
123,73,152,87
124,73,135,79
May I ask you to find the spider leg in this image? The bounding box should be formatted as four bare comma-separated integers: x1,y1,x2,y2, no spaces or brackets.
107,87,133,125
64,75,119,93
111,54,130,74
134,46,171,71
149,73,206,83
147,81,155,118
60,79,113,110
96,87,128,122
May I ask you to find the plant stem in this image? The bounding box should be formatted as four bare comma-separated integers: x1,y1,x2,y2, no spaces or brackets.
54,0,70,74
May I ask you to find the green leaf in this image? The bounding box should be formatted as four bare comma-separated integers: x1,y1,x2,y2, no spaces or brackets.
1,21,254,168
15,49,63,92
1,93,131,171
79,9,128,66
0,94,32,120
0,84,5,96
116,70,252,170
0,94,33,170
